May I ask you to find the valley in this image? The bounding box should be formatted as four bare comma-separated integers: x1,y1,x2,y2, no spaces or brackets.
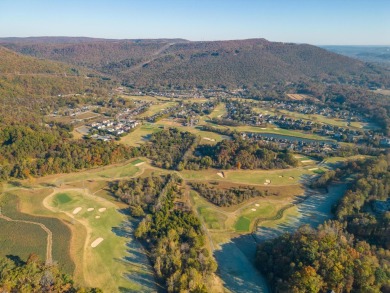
0,36,389,293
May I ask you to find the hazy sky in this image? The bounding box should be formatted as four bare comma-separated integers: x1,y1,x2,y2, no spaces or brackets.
0,0,389,45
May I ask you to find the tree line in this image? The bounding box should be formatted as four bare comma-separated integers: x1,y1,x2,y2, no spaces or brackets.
256,156,390,292
190,182,268,207
0,253,101,292
111,174,217,292
185,137,299,170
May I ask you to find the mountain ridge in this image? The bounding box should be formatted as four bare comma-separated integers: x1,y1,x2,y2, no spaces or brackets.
1,37,389,91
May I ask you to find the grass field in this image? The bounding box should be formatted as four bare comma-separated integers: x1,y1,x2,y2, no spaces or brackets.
207,103,227,119
33,161,140,186
156,121,228,144
136,101,177,118
0,190,74,274
45,190,150,292
122,95,172,102
190,191,228,230
120,123,163,146
181,167,314,186
234,217,251,232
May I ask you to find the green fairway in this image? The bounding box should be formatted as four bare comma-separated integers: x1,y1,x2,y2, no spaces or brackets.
181,167,314,186
53,192,72,205
190,191,227,230
137,101,177,118
46,190,151,292
131,158,144,165
234,217,251,232
208,103,227,119
121,123,162,146
35,161,140,186
239,203,276,222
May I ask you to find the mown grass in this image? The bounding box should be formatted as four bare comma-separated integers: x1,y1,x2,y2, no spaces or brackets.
34,161,140,186
234,217,251,232
136,101,177,118
47,190,149,292
207,103,227,119
181,167,313,186
131,159,144,165
120,123,163,146
190,191,227,230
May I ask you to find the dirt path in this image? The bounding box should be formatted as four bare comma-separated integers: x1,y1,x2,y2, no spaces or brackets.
0,214,53,264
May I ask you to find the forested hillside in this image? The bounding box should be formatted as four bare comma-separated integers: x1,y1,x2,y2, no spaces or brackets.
0,46,114,98
2,37,389,91
256,157,390,292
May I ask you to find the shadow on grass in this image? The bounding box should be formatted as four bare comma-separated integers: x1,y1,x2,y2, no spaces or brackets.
112,218,164,293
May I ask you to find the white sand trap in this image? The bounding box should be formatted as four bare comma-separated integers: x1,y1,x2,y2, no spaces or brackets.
135,162,145,166
251,208,256,211
217,172,224,178
289,176,294,180
301,160,314,163
98,208,107,212
279,175,283,178
72,207,82,215
91,237,104,248
217,114,223,118
265,179,271,183
261,128,267,130
87,208,94,212
95,216,100,219
309,168,318,171
294,155,303,158
273,128,279,130
255,204,260,207
203,137,215,141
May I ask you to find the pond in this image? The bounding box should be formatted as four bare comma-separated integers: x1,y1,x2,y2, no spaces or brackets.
214,183,348,293
246,132,335,144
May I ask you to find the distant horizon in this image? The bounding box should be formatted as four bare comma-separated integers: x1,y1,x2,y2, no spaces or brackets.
0,35,389,47
1,0,389,45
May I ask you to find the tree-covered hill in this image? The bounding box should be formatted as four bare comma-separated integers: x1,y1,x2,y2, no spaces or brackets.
0,45,114,98
2,37,389,91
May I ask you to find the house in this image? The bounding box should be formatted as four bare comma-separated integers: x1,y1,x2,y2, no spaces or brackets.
379,138,390,147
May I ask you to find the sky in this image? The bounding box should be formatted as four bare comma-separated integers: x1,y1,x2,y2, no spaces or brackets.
0,0,389,45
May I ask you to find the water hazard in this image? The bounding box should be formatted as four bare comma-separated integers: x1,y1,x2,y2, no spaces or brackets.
214,183,348,293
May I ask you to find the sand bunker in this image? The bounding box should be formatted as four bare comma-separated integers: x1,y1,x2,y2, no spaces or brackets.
87,208,94,212
72,207,82,215
261,128,267,130
95,216,100,219
289,176,294,180
217,172,225,178
301,160,314,163
264,179,271,185
203,137,215,142
255,204,260,207
98,208,107,212
135,162,145,166
294,155,303,159
309,168,318,171
91,237,104,248
251,208,256,212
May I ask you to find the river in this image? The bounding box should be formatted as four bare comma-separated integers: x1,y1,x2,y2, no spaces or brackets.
214,183,348,293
